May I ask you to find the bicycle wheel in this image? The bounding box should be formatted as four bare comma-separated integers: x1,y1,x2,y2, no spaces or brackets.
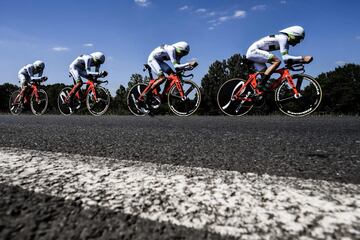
57,87,74,116
217,78,255,116
168,80,201,116
9,90,23,115
30,89,48,115
275,74,322,117
127,83,148,116
86,86,111,116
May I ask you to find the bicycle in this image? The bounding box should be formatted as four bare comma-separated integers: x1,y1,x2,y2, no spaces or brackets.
9,78,48,115
57,76,111,116
217,63,322,117
127,64,201,116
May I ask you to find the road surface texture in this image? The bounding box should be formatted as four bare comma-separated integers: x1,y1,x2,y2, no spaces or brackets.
0,115,359,239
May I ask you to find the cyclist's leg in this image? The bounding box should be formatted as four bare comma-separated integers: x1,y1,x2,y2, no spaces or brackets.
139,58,168,100
67,68,84,101
17,74,30,104
247,49,280,90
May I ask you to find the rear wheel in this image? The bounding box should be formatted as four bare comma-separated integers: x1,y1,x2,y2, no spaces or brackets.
9,90,23,115
30,89,48,115
57,87,74,116
86,86,111,116
275,74,322,117
217,78,255,116
168,80,201,116
127,83,148,116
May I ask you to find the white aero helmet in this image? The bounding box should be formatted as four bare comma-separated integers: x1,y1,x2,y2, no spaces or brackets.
33,60,45,70
172,41,190,56
90,52,105,64
280,26,305,45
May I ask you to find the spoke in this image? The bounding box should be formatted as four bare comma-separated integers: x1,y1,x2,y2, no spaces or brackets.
277,95,296,103
295,77,304,91
184,85,195,97
170,94,182,100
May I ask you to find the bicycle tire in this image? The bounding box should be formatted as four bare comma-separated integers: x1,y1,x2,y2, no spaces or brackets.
127,83,148,116
57,87,74,116
167,80,201,116
86,86,111,116
275,74,322,117
217,78,255,116
30,89,48,115
9,90,23,115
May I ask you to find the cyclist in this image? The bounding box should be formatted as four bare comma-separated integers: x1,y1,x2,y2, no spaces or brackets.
65,52,108,105
17,60,47,104
246,26,313,91
137,41,197,110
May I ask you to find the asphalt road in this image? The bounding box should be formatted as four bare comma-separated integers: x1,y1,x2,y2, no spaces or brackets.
0,115,359,240
0,115,359,184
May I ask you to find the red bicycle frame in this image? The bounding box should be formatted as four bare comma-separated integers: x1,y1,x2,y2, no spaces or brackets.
21,82,42,104
234,68,300,101
74,80,98,102
142,74,185,100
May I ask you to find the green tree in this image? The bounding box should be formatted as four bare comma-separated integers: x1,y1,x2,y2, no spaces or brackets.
109,84,128,114
0,83,18,113
317,63,360,114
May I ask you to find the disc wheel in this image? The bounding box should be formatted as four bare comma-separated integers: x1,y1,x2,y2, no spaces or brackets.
30,89,48,115
86,86,111,116
275,74,322,117
167,80,201,116
217,78,255,116
9,90,23,115
57,87,74,116
127,83,148,116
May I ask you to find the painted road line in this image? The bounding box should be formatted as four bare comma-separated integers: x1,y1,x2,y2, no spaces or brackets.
0,147,359,239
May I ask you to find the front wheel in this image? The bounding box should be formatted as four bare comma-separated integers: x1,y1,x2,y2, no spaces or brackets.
30,89,48,115
217,78,255,116
275,74,322,117
57,87,74,116
86,86,111,116
127,83,148,116
168,80,201,116
9,90,23,115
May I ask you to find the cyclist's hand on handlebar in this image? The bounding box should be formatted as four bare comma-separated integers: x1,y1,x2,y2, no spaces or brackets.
41,76,48,82
302,56,313,64
101,70,108,77
190,60,198,68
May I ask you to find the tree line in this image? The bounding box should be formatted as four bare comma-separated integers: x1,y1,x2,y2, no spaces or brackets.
1,54,359,115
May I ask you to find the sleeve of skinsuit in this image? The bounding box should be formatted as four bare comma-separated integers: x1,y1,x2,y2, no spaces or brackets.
26,65,43,81
166,45,191,70
84,55,101,76
278,34,303,62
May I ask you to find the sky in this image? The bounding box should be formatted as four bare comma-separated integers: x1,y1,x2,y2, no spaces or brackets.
0,0,360,94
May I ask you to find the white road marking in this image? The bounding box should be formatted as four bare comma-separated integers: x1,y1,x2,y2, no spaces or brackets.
0,147,359,239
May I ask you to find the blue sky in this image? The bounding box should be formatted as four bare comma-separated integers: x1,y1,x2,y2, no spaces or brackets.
0,0,360,94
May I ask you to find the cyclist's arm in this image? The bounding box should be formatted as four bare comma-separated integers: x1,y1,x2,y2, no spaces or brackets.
278,35,302,63
26,65,42,81
84,56,101,77
166,46,191,70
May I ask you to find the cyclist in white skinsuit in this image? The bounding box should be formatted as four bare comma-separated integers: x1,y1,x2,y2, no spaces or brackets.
138,41,197,101
66,52,107,103
17,60,47,103
246,26,313,91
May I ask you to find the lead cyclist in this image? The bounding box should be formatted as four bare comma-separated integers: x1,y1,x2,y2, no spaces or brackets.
246,26,313,92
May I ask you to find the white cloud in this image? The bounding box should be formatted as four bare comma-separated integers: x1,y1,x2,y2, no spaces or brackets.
196,8,207,14
280,1,287,4
251,5,267,11
208,27,215,31
356,36,360,40
52,46,69,52
179,5,189,11
233,10,247,18
83,43,93,47
134,0,150,7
